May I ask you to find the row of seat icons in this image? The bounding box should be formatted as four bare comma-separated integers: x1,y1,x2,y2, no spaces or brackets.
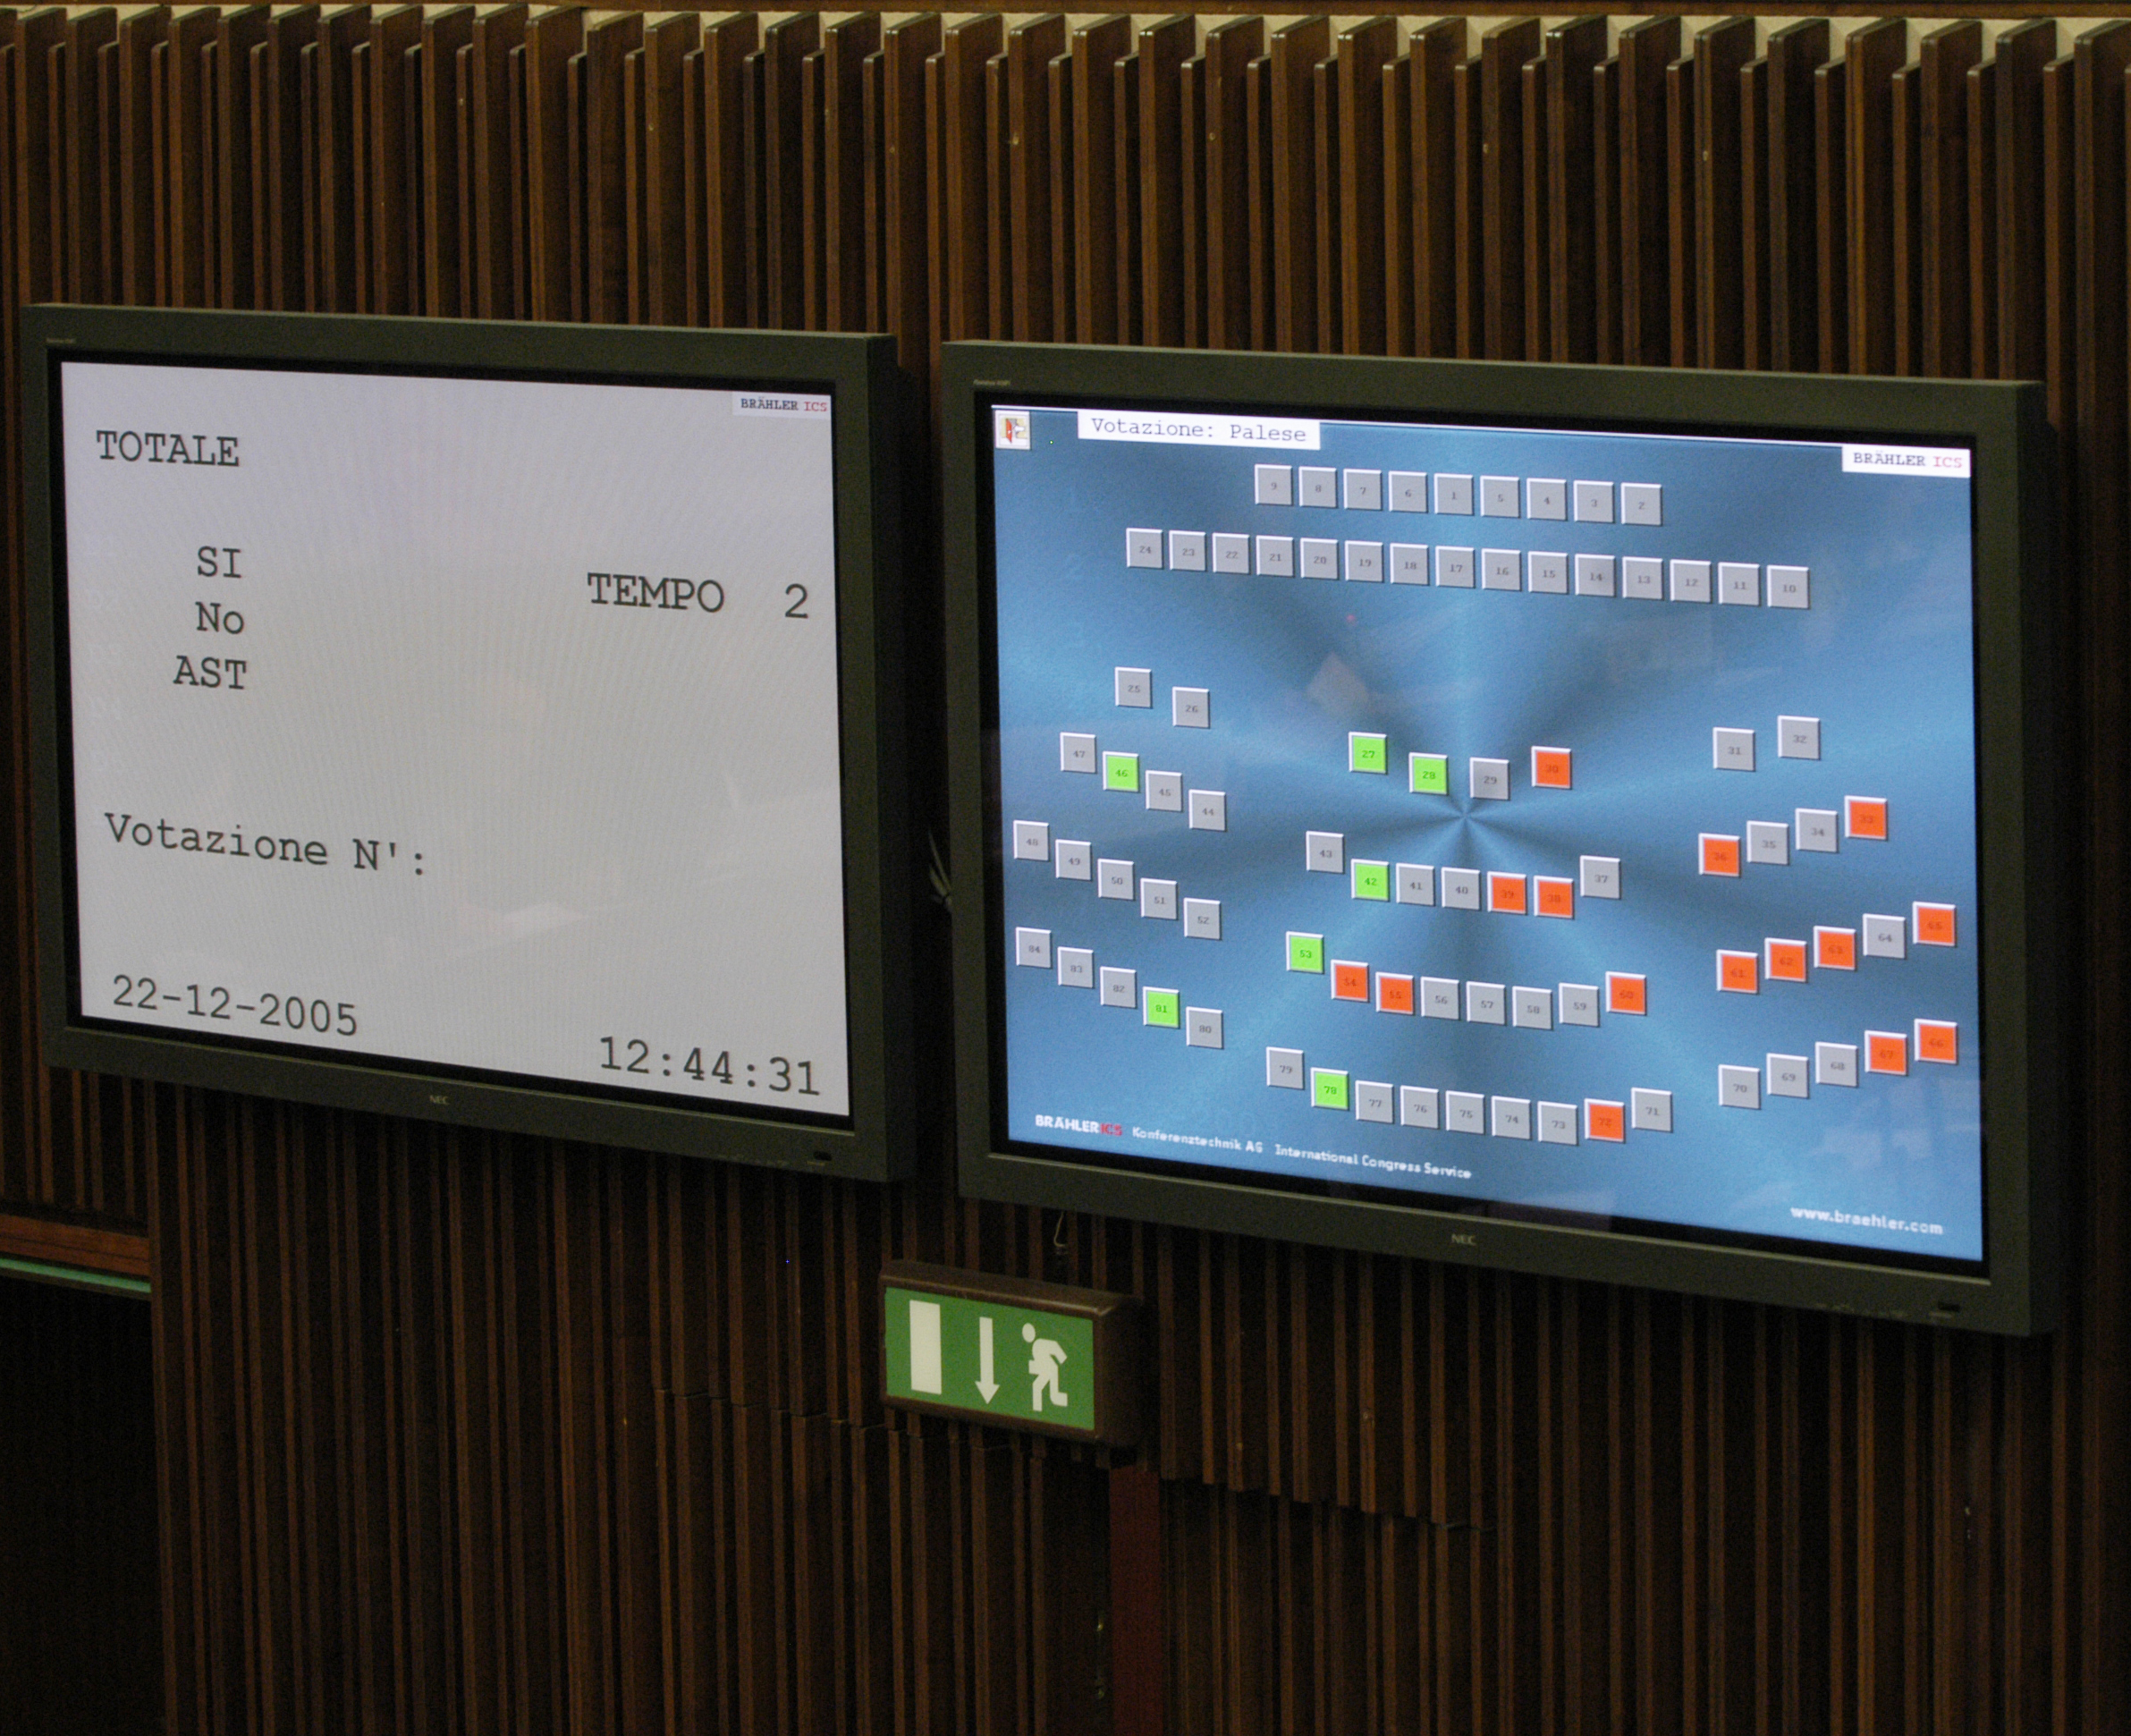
1303,835,1623,909
1715,906,1957,990
1011,929,1223,1046
1265,1050,1673,1143
1124,526,1810,605
1245,467,1663,524
1286,943,1646,1026
1721,1024,1959,1106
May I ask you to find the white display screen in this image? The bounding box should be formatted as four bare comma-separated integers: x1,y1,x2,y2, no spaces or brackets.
56,358,851,1122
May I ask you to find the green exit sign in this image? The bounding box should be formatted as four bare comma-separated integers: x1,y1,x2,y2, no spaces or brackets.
880,1261,1144,1445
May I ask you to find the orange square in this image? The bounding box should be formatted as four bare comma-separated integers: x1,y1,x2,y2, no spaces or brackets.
1535,876,1575,918
1765,938,1807,982
1814,927,1856,970
1488,872,1527,914
1915,1020,1958,1064
1606,972,1646,1015
1531,747,1573,789
1866,1030,1908,1075
1700,834,1740,876
1718,950,1759,993
1586,1100,1626,1142
1332,961,1370,1002
1376,973,1415,1015
1846,796,1888,840
1915,902,1957,946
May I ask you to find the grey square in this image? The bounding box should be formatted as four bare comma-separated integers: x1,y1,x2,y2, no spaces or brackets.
1344,541,1384,581
1400,1086,1441,1129
1580,856,1621,899
1538,1102,1579,1145
1469,757,1510,800
1863,913,1907,958
1266,1046,1305,1088
1421,978,1459,1020
1188,789,1228,831
1767,564,1810,608
1621,555,1664,599
1465,982,1506,1024
1559,984,1600,1027
1168,530,1206,571
1512,987,1553,1030
1390,543,1430,584
1054,840,1092,880
1056,947,1094,988
1814,1042,1858,1087
1619,482,1663,525
1186,1007,1223,1049
1172,687,1211,728
1574,479,1615,522
1632,1087,1673,1131
1125,528,1163,567
1061,731,1097,773
1720,1064,1762,1109
1298,466,1337,507
1343,470,1383,510
1183,897,1222,940
1766,1054,1809,1098
1713,727,1756,772
1299,538,1339,579
1575,553,1617,597
1013,820,1051,860
1527,551,1569,593
1255,535,1295,576
1211,532,1251,572
1746,821,1790,866
1670,559,1712,603
1444,1091,1485,1133
1099,965,1137,1007
1114,666,1153,707
1526,478,1567,520
1096,859,1134,900
1718,562,1761,605
1433,473,1475,514
1441,868,1481,910
1139,877,1178,919
1795,808,1839,852
1481,476,1521,517
1254,463,1292,505
1435,546,1476,587
1306,831,1345,873
1015,927,1053,969
1144,771,1183,813
1778,716,1822,759
1482,548,1521,590
1354,1080,1395,1124
1389,470,1428,512
1395,863,1435,906
1491,1097,1532,1139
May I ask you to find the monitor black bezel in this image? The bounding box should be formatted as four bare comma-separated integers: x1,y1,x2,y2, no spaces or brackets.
944,340,2066,1334
27,304,917,1181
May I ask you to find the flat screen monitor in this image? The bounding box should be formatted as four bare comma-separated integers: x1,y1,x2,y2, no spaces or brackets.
946,342,2064,1332
28,306,915,1180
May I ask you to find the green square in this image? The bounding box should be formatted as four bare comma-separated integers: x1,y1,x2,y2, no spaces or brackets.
1312,1068,1349,1111
1349,733,1389,775
1352,861,1390,901
1142,987,1180,1028
1410,752,1449,794
1104,751,1140,792
1287,932,1324,973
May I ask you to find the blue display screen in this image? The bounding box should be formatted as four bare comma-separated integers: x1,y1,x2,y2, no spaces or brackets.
985,401,1984,1266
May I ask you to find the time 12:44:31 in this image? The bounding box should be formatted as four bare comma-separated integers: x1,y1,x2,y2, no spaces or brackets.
597,1037,820,1095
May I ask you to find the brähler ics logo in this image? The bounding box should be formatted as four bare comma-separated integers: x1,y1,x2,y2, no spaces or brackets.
1036,1114,1121,1136
994,409,1031,450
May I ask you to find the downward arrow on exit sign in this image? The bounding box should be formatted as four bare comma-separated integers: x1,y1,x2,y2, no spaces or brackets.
881,1260,1145,1446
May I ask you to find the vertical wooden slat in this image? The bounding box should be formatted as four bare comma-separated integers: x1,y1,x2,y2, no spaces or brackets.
1544,17,1605,365
1693,16,1755,369
1616,16,1678,368
1994,21,2056,385
1765,19,1829,373
1741,55,1771,370
1003,15,1055,343
1477,17,1539,360
416,6,471,319
1847,19,1907,376
1407,19,1464,361
1266,15,1325,354
1335,17,1393,358
1136,13,1192,351
1201,16,1257,355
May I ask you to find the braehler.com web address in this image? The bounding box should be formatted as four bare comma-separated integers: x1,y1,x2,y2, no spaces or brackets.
1790,1207,1943,1237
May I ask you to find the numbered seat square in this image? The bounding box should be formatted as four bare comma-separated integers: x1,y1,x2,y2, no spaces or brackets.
1846,796,1889,840
1535,876,1575,918
1765,938,1807,982
1376,973,1415,1014
1916,1020,1958,1064
1586,1100,1626,1141
1865,1030,1908,1075
1531,746,1572,788
1332,961,1370,1002
1814,927,1856,970
1606,973,1646,1015
1700,834,1741,876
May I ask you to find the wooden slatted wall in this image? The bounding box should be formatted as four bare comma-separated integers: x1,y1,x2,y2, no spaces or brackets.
0,7,2124,1732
